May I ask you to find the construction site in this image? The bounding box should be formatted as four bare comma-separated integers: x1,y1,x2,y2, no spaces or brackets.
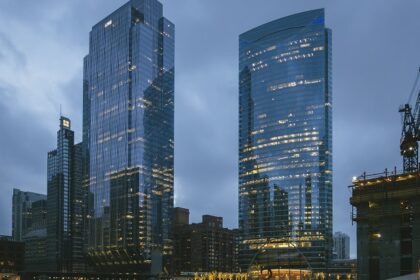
350,69,420,280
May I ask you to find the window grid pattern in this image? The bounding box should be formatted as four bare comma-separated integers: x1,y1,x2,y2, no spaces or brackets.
83,0,174,270
238,9,332,271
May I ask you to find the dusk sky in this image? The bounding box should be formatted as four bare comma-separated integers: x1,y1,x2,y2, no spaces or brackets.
1,0,420,258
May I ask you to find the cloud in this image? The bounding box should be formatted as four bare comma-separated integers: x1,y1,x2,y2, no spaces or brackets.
1,0,420,259
174,58,238,226
0,84,54,234
0,32,27,68
0,0,90,234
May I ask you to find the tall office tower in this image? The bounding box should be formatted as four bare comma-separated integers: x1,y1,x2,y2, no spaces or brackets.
333,231,350,260
12,188,46,241
82,0,174,272
238,9,332,272
46,117,84,272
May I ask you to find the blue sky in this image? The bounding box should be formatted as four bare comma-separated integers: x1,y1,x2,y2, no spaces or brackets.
1,0,420,258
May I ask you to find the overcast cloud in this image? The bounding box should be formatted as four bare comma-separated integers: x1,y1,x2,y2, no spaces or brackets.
1,0,420,258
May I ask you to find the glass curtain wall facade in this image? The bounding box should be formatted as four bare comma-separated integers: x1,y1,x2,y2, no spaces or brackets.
82,0,174,271
12,189,46,241
238,9,332,271
47,117,84,272
22,199,49,272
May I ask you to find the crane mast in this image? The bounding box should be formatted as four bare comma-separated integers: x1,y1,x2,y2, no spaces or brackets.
400,67,420,172
399,104,418,172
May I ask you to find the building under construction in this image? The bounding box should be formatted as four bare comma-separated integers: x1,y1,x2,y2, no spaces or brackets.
350,169,420,279
349,68,420,280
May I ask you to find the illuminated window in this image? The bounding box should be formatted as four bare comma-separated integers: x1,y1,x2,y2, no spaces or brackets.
62,119,70,128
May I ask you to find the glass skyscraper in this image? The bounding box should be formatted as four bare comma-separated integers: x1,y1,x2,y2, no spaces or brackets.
47,117,84,272
12,189,46,241
238,9,332,272
82,0,174,271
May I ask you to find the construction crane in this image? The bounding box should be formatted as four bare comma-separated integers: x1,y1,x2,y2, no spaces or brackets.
399,67,420,172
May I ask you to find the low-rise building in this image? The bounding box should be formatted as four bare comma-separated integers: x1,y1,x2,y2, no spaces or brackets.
172,208,239,274
0,236,25,273
328,259,357,279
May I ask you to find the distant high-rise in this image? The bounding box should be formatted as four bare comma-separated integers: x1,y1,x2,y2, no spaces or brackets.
238,9,332,272
12,188,46,241
82,0,174,271
46,117,84,272
333,231,350,260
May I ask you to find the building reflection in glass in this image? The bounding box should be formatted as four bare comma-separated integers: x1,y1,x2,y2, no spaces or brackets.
238,9,332,272
82,0,174,271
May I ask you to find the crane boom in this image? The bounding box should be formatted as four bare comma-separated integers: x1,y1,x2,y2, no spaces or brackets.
407,67,420,104
413,91,420,132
